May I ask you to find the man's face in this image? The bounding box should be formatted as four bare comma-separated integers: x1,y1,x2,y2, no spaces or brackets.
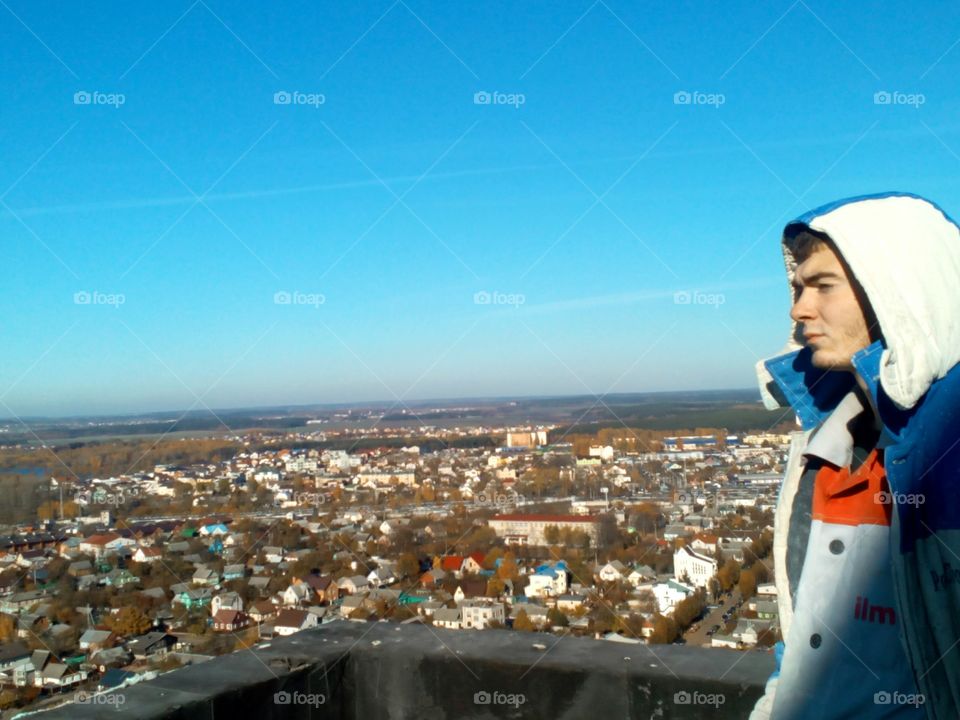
789,243,872,371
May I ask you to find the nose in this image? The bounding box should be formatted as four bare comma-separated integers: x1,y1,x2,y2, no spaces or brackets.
790,286,816,324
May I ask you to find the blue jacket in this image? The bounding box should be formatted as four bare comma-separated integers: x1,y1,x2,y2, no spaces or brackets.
764,342,960,718
752,193,960,719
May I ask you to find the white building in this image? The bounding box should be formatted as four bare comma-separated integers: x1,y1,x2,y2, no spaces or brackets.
459,600,505,629
673,546,717,588
651,580,695,614
488,514,600,546
519,561,569,599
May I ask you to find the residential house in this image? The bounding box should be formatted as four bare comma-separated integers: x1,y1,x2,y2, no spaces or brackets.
211,592,243,616
597,560,628,583
459,600,504,629
222,564,246,581
304,575,339,604
273,609,318,636
35,662,87,689
78,629,116,651
133,547,163,563
282,581,312,607
212,609,251,632
432,607,461,629
524,562,569,598
192,567,219,586
339,595,366,619
173,588,213,609
127,632,176,660
338,576,369,595
248,600,278,624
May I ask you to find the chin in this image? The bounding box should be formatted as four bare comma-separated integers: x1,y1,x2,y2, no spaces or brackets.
809,350,836,369
810,351,851,372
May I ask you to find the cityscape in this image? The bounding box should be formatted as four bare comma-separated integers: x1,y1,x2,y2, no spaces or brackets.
2,1,957,717
0,399,788,715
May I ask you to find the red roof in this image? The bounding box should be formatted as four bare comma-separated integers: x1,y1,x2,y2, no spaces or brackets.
468,551,486,566
490,514,598,523
275,609,308,628
83,533,121,546
213,609,244,624
440,556,464,571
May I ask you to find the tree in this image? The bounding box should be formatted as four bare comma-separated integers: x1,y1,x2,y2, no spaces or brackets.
647,614,679,644
105,606,152,637
597,514,618,548
543,525,560,545
739,568,757,600
0,614,15,642
497,552,519,582
717,559,741,592
485,577,506,597
547,607,568,627
397,553,420,580
512,609,534,632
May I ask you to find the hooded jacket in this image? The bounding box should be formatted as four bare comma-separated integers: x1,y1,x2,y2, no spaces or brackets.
750,193,960,719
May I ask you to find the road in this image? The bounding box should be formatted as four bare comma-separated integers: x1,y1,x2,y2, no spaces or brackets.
683,588,743,646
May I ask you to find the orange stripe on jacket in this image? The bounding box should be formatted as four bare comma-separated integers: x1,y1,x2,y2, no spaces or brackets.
811,449,893,526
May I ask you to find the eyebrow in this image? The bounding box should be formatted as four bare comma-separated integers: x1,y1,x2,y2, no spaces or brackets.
792,271,844,289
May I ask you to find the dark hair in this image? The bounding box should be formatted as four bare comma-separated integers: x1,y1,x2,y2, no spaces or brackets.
791,228,833,264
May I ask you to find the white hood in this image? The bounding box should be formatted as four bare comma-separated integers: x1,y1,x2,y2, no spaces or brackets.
760,193,960,411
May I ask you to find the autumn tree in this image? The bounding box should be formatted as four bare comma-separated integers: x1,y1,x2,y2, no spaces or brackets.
0,614,15,642
497,552,520,582
397,553,420,580
717,559,741,592
105,606,152,637
512,609,534,632
647,614,679,644
739,568,757,600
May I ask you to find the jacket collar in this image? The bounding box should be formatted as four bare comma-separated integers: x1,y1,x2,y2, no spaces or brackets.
763,340,886,431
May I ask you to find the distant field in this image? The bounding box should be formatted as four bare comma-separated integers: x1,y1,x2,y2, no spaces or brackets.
0,389,776,445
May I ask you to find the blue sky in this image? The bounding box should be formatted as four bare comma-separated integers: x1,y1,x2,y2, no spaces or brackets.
2,1,960,417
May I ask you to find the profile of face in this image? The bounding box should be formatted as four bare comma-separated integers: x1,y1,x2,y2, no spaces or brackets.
789,243,872,371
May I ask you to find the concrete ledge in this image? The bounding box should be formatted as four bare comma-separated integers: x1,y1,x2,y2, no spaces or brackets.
34,621,773,719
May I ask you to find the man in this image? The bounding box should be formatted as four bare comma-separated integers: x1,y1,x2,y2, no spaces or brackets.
749,193,960,719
